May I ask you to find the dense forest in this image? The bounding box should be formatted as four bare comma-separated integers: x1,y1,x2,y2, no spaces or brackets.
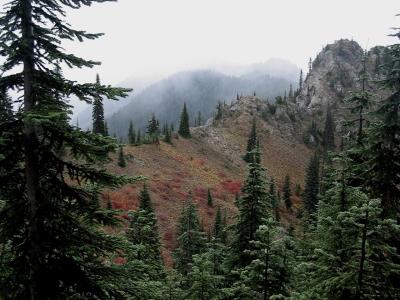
0,0,400,299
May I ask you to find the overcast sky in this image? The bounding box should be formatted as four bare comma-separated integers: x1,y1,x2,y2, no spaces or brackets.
63,0,400,85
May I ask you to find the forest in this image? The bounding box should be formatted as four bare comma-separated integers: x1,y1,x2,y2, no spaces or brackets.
0,0,399,299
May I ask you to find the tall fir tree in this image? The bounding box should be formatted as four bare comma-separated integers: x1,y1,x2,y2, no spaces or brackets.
0,86,13,122
178,102,191,138
243,118,258,163
92,74,106,135
118,145,126,168
0,0,135,298
283,175,292,210
126,184,164,279
233,147,271,268
147,113,160,143
128,120,136,145
323,104,335,152
207,188,214,207
303,154,320,215
173,192,206,275
298,69,303,93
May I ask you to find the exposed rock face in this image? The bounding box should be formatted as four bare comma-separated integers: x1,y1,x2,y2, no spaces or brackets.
296,39,386,110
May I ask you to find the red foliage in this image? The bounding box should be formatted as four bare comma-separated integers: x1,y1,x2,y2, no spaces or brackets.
221,180,242,195
218,172,227,178
114,256,126,265
194,186,207,198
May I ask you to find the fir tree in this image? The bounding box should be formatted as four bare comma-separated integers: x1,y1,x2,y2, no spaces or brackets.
178,102,191,138
118,145,126,168
136,129,142,145
237,93,240,101
213,206,224,240
215,102,223,120
126,184,164,279
269,178,280,221
243,118,258,163
92,74,106,135
298,69,303,92
128,121,136,145
104,120,109,136
173,192,206,275
288,83,294,99
283,175,292,210
323,104,335,152
163,125,172,144
233,147,271,267
0,1,134,298
207,188,213,207
303,154,320,215
0,86,13,122
147,113,160,143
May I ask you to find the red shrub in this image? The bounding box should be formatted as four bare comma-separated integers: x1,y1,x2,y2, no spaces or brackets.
221,180,242,195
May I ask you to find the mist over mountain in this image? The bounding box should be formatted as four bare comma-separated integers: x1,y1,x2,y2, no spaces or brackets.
107,66,299,138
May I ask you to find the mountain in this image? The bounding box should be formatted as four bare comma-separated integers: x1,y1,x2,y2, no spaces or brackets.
296,39,388,110
107,69,298,138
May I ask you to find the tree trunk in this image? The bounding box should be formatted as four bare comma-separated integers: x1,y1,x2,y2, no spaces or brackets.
21,1,40,299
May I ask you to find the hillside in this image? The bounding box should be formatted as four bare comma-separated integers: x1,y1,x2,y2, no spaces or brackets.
106,95,312,264
106,69,298,138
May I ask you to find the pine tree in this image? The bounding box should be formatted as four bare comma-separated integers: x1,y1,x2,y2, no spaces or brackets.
0,86,13,122
213,206,224,240
136,129,142,145
303,154,320,215
147,113,160,143
196,111,202,127
283,175,292,210
178,102,191,138
233,147,271,267
92,74,106,135
269,178,280,221
288,83,294,100
163,125,172,144
173,192,206,275
361,29,400,218
215,102,223,120
207,188,214,207
308,57,313,73
237,93,240,101
128,121,136,145
299,69,303,92
323,104,335,152
240,218,291,300
126,184,164,279
104,120,109,136
0,1,134,298
243,118,258,163
118,145,126,168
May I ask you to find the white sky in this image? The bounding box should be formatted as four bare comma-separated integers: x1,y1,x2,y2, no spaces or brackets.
63,0,400,85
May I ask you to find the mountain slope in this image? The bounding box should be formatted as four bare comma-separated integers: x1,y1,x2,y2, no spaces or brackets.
107,69,297,138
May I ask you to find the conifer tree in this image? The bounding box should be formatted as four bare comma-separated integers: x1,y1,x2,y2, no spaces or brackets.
118,145,126,168
298,69,303,92
0,1,134,298
128,121,136,145
233,147,271,267
163,125,172,144
323,105,335,152
147,113,160,143
303,154,320,215
213,206,224,240
207,188,214,207
237,93,240,101
0,86,13,122
240,218,291,300
178,102,191,138
288,83,294,99
361,29,400,217
215,102,223,120
269,178,280,221
243,118,258,163
126,184,164,279
104,120,109,136
136,129,142,145
283,175,292,210
92,74,106,135
173,192,206,275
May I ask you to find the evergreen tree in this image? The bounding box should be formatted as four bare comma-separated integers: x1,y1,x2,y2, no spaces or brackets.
288,83,294,99
147,113,160,143
0,86,13,122
299,69,303,92
361,29,400,218
118,145,126,168
186,251,224,300
196,111,202,127
240,218,291,300
173,192,206,275
233,147,271,267
128,120,136,145
308,57,313,73
303,154,320,215
126,184,164,279
215,102,223,120
163,125,172,144
92,74,106,135
207,188,214,207
323,105,335,152
243,118,258,163
269,178,280,221
104,120,109,136
283,175,292,210
136,129,142,145
178,102,191,138
0,1,134,298
237,93,240,101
